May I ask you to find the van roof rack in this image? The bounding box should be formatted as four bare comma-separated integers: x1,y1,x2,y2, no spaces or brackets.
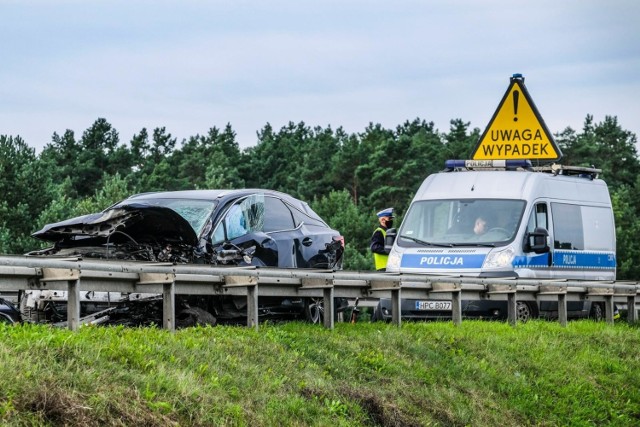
444,159,533,171
533,164,601,179
443,160,601,180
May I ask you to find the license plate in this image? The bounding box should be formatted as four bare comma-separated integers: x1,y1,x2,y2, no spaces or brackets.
415,300,452,311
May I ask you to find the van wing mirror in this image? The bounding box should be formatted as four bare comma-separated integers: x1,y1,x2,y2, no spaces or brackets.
384,228,397,253
525,227,550,254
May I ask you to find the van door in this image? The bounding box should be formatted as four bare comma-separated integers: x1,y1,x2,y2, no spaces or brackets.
550,202,616,281
550,203,587,280
521,202,552,278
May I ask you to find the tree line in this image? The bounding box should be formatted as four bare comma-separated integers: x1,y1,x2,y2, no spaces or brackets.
1,114,638,277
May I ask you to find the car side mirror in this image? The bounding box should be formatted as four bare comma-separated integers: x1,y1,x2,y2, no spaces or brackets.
525,227,549,254
385,228,397,252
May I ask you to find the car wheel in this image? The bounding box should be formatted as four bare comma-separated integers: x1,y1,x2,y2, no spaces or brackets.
590,303,604,321
0,313,14,324
516,301,533,323
176,307,217,328
304,297,324,324
371,303,384,322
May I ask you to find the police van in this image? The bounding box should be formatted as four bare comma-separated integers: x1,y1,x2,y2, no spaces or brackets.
376,159,616,322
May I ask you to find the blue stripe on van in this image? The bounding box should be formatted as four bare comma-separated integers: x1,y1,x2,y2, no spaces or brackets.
552,250,616,269
513,253,549,268
400,253,485,269
513,251,616,270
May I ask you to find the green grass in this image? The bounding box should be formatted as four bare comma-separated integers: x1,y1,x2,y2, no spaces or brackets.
0,320,639,426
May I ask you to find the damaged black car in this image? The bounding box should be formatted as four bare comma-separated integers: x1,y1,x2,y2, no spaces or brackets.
0,297,21,324
25,189,345,326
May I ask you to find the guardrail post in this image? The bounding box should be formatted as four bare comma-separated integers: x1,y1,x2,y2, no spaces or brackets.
323,287,334,329
247,283,258,330
301,278,335,330
225,275,258,330
391,288,401,327
604,295,615,325
138,272,177,332
41,268,81,331
162,281,175,332
431,282,462,326
507,294,517,326
452,291,462,326
557,294,567,327
487,284,517,326
369,278,401,327
627,295,638,324
67,279,80,331
539,285,568,327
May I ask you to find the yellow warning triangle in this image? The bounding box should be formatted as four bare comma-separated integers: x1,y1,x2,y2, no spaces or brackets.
472,75,562,161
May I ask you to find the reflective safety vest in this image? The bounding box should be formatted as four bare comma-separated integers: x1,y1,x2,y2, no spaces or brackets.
373,227,388,271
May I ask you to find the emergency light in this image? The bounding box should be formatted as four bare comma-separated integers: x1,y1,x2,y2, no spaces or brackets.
444,159,533,171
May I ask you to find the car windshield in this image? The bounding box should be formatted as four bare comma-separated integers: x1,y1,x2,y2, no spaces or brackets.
397,199,526,247
118,198,217,235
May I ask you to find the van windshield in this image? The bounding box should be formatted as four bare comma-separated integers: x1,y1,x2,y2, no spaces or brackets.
397,199,526,247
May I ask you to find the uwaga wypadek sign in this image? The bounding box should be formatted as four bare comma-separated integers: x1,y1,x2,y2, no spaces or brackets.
472,74,562,162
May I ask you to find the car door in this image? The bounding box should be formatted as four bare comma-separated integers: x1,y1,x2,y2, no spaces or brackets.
286,201,338,268
261,196,300,267
210,194,278,266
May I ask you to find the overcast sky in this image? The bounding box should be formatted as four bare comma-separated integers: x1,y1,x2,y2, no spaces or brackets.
2,0,639,153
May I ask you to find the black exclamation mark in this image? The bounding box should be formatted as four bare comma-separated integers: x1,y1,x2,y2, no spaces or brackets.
513,90,519,122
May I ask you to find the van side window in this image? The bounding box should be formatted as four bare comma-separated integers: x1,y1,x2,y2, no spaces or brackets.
526,203,548,232
582,206,615,251
551,203,584,250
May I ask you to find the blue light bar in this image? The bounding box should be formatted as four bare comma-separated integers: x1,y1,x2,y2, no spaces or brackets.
444,159,533,170
444,160,467,169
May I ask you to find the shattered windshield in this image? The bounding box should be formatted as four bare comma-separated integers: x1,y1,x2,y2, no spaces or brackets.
119,198,217,236
397,199,526,247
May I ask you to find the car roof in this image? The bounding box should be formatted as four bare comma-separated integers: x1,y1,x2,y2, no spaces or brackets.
124,189,320,217
127,189,297,202
126,189,232,201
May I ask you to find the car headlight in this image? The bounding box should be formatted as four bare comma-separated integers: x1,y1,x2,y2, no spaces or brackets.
386,249,401,272
483,247,515,269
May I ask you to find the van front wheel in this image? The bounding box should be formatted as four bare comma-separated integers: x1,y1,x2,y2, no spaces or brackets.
589,303,604,321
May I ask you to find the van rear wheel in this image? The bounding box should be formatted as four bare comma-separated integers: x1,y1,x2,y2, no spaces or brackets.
516,302,534,323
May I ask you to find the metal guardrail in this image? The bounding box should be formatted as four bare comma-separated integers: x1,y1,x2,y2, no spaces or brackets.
0,255,638,331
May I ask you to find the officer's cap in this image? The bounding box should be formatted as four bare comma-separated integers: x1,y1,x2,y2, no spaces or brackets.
376,208,394,218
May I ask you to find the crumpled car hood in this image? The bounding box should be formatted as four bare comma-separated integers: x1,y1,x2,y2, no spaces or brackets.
32,204,199,246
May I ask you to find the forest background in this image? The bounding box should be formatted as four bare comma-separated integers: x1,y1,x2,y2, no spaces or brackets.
1,114,638,277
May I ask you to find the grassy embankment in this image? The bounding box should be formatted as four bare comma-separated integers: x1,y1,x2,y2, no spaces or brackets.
0,320,639,426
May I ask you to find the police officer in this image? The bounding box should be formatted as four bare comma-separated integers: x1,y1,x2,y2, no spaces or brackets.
370,208,394,271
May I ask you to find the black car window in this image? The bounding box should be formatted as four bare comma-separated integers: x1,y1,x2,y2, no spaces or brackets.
264,196,295,232
212,195,265,243
290,206,327,228
225,203,250,240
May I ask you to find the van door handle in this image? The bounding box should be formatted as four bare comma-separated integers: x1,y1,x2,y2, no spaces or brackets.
302,237,313,247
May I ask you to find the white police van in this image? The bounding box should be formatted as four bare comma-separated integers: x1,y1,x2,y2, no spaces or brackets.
376,159,616,322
